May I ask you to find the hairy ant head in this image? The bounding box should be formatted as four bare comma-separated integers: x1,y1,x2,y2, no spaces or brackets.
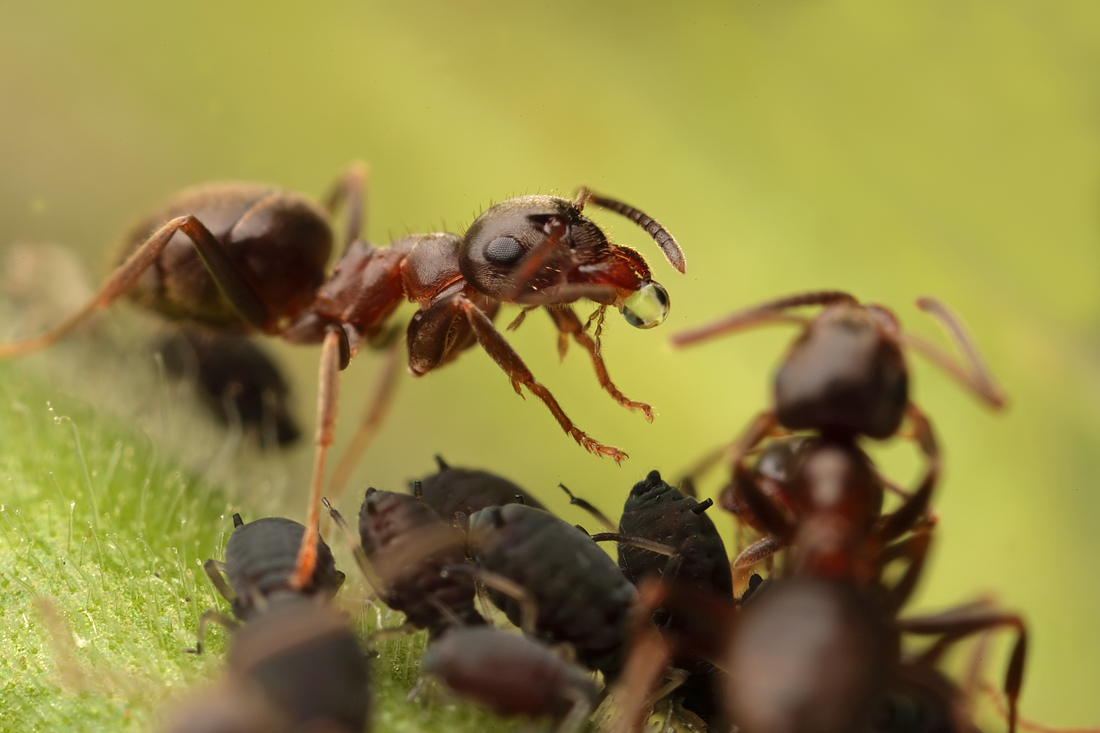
459,192,682,329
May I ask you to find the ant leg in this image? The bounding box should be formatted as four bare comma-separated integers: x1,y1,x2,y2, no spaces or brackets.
903,296,1007,409
291,328,343,590
187,609,238,654
202,559,236,605
545,306,655,422
558,483,616,531
321,161,368,253
671,291,855,348
0,215,272,358
897,605,1027,733
877,404,940,542
327,340,403,501
453,294,628,463
876,530,932,613
559,684,597,733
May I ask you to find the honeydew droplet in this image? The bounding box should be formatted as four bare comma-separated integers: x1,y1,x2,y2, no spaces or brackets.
621,281,670,329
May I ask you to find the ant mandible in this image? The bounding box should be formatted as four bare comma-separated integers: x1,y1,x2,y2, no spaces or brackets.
0,164,686,589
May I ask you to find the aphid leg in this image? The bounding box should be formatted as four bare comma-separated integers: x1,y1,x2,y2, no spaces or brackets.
558,483,616,531
187,609,238,654
202,559,237,604
588,533,678,557
545,306,655,421
327,339,403,502
877,403,940,543
291,328,342,591
0,215,274,358
558,684,597,733
321,161,368,253
321,498,381,592
732,536,784,569
905,296,1007,409
898,605,1028,733
453,294,628,462
442,564,539,636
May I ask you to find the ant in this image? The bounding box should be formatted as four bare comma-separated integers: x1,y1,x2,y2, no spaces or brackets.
190,513,371,733
0,164,686,595
672,291,1004,567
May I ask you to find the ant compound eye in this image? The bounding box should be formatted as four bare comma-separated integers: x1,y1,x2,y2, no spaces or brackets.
484,236,526,265
621,282,670,329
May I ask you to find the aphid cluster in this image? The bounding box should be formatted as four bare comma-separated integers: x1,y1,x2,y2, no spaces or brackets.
0,166,1088,733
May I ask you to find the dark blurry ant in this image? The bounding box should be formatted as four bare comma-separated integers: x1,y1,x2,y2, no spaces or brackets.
190,513,371,733
421,626,598,733
0,167,685,593
672,290,1004,454
156,328,300,448
673,292,1003,565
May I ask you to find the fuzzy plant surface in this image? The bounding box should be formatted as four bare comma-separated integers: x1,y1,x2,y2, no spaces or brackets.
0,361,517,733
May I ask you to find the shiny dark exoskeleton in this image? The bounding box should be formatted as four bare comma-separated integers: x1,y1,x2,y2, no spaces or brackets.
205,514,343,622
618,470,732,611
0,167,686,595
193,514,370,733
422,627,597,730
412,455,545,529
156,328,300,447
616,470,734,729
358,488,485,637
468,503,636,679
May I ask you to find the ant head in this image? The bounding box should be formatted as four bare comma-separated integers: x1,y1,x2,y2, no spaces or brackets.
460,192,683,329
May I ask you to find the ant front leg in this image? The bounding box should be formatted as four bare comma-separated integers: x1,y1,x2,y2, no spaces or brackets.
452,294,628,463
291,327,344,590
545,306,655,422
0,216,274,357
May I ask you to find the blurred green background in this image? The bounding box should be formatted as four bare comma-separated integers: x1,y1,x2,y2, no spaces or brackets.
1,0,1098,727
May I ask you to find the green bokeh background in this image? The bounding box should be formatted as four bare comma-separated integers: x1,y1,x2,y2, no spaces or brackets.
1,0,1098,728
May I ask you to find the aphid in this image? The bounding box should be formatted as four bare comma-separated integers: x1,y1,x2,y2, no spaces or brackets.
421,627,597,732
613,470,732,730
193,514,371,733
356,488,485,637
156,328,300,447
201,513,343,626
412,455,545,529
467,503,638,679
0,167,686,591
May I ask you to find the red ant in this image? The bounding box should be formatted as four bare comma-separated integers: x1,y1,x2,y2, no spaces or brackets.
0,164,686,590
